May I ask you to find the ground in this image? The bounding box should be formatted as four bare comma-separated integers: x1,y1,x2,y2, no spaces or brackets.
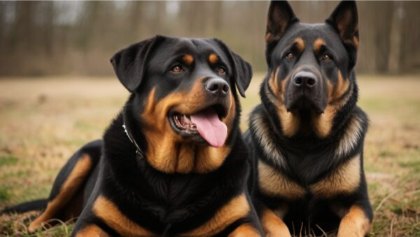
0,75,419,236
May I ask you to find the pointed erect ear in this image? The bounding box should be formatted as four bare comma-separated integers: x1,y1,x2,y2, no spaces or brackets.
326,0,359,68
110,36,163,92
213,39,253,98
326,0,359,47
265,0,299,45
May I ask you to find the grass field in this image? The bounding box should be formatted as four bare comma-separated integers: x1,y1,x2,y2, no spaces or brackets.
0,75,419,236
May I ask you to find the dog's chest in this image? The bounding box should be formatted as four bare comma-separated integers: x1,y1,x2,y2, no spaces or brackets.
258,153,361,200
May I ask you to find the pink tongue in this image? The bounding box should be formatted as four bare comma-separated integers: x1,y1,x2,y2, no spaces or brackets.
190,110,227,148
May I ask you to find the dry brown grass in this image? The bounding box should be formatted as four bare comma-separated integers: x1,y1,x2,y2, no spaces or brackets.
0,75,419,236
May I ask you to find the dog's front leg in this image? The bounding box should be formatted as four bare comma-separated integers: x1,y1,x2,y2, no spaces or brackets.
229,223,262,237
73,224,109,237
261,208,291,237
337,205,371,237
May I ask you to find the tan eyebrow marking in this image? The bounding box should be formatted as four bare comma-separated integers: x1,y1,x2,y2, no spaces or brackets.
209,53,219,64
294,37,305,52
182,54,194,65
313,38,326,53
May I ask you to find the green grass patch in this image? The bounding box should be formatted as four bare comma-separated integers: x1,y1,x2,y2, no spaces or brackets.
0,76,419,236
0,186,10,202
399,159,420,173
0,155,18,167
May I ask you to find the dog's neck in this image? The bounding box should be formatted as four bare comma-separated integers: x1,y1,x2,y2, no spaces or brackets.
115,108,236,175
143,134,232,174
251,80,367,183
122,110,144,158
102,113,248,225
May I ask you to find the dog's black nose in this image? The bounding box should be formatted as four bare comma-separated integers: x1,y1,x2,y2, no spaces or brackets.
205,78,230,96
292,71,317,88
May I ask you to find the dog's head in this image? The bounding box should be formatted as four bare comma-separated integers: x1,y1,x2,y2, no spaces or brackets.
263,0,359,138
111,36,252,173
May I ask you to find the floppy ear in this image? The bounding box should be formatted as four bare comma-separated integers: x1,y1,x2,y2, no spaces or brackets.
326,0,359,69
265,0,299,45
110,36,163,92
214,39,253,98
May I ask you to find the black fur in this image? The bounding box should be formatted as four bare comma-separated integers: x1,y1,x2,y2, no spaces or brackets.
245,1,372,236
0,199,47,214
3,36,262,236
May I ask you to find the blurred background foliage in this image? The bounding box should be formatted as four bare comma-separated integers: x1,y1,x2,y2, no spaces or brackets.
0,1,419,77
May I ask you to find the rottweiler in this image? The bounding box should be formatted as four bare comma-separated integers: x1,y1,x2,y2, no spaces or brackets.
4,36,263,236
244,1,372,236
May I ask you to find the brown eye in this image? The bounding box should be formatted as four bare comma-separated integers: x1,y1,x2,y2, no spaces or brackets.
170,64,184,73
320,53,332,62
285,52,295,61
216,66,226,76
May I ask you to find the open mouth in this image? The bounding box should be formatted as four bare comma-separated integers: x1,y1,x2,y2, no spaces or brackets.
172,113,198,134
169,104,228,147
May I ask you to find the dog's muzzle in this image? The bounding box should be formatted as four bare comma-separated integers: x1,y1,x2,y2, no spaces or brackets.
285,69,327,113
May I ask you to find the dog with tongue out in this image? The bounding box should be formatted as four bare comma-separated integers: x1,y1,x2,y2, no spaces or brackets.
17,35,263,236
190,109,228,148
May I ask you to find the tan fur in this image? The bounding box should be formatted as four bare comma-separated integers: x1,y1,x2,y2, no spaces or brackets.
265,64,302,138
228,224,261,237
249,112,286,168
261,208,291,237
312,105,336,138
183,54,194,65
194,145,231,173
336,114,363,157
333,71,350,102
277,103,300,137
141,80,235,174
310,154,361,198
181,194,250,237
92,196,153,237
313,71,351,138
294,37,305,52
265,33,273,43
75,224,109,237
265,79,300,137
268,67,280,97
29,154,93,232
352,35,360,49
209,53,219,64
337,205,371,237
313,38,326,53
258,161,306,199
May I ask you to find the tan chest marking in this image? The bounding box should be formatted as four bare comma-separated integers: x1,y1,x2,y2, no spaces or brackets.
336,115,363,157
265,69,300,138
181,194,250,237
92,196,153,237
310,154,361,198
250,112,287,168
258,161,306,199
312,105,337,138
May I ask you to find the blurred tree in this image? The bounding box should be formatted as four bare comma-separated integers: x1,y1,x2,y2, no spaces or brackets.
10,2,37,53
388,1,404,74
0,1,419,76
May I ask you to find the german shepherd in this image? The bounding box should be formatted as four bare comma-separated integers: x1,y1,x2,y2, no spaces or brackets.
2,36,262,236
244,1,372,236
